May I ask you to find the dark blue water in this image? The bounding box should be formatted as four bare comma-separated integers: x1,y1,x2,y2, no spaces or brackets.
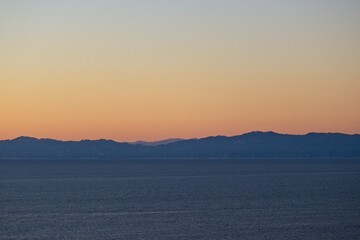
1,159,360,239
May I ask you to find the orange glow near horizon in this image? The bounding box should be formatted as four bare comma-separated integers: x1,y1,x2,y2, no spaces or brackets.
1,1,360,141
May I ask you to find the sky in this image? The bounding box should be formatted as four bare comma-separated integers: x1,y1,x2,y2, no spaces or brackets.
1,0,360,141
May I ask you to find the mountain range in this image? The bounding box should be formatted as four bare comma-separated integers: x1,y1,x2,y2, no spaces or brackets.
0,132,359,159
130,138,184,146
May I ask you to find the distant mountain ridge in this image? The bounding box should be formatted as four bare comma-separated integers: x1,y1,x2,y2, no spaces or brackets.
0,132,359,159
131,138,184,146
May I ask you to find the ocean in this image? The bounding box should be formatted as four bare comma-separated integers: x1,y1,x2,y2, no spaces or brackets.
1,159,360,239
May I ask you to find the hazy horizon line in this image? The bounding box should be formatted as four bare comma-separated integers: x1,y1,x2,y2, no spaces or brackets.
2,131,359,143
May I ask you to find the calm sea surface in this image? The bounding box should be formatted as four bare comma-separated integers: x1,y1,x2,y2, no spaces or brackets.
1,159,360,240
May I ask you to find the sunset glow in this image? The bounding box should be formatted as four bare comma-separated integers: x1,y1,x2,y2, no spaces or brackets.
1,0,359,141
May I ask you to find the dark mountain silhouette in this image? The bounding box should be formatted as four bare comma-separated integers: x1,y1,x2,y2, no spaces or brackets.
0,132,359,159
131,138,184,146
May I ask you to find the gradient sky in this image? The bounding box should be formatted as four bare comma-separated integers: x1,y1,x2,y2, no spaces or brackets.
1,0,360,141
